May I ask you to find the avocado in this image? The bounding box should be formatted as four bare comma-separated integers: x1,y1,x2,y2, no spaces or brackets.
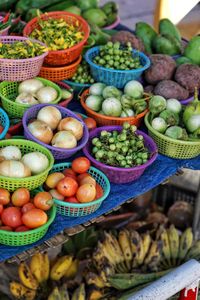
184,36,200,65
135,22,157,54
153,34,181,55
159,18,181,42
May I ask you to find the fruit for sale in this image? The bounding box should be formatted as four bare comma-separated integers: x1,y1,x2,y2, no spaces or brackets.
1,207,22,228
135,22,157,54
11,188,30,207
57,177,78,197
71,284,86,300
178,227,193,263
159,19,181,42
33,191,53,211
76,184,96,203
184,36,200,65
64,258,79,279
18,262,39,290
22,209,48,228
10,282,36,300
45,172,65,189
118,230,132,270
160,228,171,266
168,224,179,266
0,188,10,205
50,255,73,281
72,157,91,174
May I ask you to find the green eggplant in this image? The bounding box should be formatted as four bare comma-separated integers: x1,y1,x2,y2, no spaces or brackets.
159,18,181,42
183,88,200,125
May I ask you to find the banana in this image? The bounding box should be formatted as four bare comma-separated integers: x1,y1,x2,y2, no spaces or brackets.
48,287,61,300
18,262,38,290
59,284,70,300
42,252,50,281
186,240,200,260
168,225,179,266
118,230,132,270
64,258,79,279
10,281,31,298
72,283,86,300
137,234,151,266
160,229,171,266
129,230,141,268
94,243,115,268
50,255,73,281
144,240,162,271
179,227,193,263
30,252,44,284
88,289,104,300
104,232,125,264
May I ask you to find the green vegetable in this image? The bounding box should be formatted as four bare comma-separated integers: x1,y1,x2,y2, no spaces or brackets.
72,60,94,84
165,126,188,140
186,115,200,133
121,108,135,117
159,109,179,126
90,24,111,45
152,34,181,55
184,36,200,65
183,88,200,124
25,8,41,22
82,8,107,27
16,0,61,14
101,1,118,26
44,0,74,12
151,117,167,133
121,95,132,109
166,99,182,114
135,22,157,54
102,97,122,117
89,83,106,96
108,270,169,290
103,86,122,99
65,6,81,15
176,56,192,66
75,0,99,11
124,80,144,99
61,89,72,99
159,18,181,42
149,95,167,118
85,95,103,111
0,0,18,11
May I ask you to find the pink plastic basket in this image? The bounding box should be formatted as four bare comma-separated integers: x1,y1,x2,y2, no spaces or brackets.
0,36,48,82
103,16,120,30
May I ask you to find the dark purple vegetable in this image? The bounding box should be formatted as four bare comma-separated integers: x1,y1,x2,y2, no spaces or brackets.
111,31,145,52
154,80,189,100
167,201,193,230
174,63,200,93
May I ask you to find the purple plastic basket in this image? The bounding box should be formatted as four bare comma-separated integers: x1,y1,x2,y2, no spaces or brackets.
22,104,89,160
0,25,10,36
83,126,158,184
180,94,194,105
103,16,120,30
0,36,48,82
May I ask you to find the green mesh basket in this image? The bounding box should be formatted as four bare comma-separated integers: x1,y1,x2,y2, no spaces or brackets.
0,205,56,246
0,77,62,118
42,162,110,217
145,113,200,159
0,139,54,191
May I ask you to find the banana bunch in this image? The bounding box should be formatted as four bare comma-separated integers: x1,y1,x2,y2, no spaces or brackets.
10,252,78,300
159,225,195,269
47,284,86,300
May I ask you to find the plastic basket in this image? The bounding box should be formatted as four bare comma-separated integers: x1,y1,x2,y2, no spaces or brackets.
80,88,150,127
8,119,23,135
41,162,110,217
0,25,10,36
23,104,89,160
180,94,194,105
56,81,74,107
39,55,82,82
0,77,62,118
145,112,200,159
0,205,56,246
0,36,48,81
0,107,10,139
0,139,54,191
63,79,92,93
103,16,120,30
23,12,90,66
85,46,150,88
83,126,158,184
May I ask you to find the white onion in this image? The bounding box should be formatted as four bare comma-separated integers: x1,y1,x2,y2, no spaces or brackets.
18,79,44,95
36,86,58,103
51,131,77,149
0,146,22,161
37,106,62,130
58,117,83,140
28,120,53,144
0,160,31,178
22,152,49,175
15,93,39,105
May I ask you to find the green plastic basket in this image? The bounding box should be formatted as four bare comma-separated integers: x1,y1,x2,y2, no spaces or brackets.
0,77,62,118
0,205,56,246
42,162,110,217
0,139,54,191
145,113,200,159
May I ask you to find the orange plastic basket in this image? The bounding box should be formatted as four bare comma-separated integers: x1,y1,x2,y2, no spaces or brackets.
23,11,90,66
80,89,150,127
39,56,82,82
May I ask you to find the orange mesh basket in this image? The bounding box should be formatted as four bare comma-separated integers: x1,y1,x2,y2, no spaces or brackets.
80,89,150,127
39,56,82,82
23,11,90,66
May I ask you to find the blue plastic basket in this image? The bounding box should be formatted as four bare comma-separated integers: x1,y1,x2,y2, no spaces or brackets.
85,46,151,88
63,80,92,93
40,162,110,217
0,107,10,139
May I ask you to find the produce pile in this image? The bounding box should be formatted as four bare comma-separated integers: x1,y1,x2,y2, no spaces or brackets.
85,80,147,118
149,90,200,140
71,59,95,84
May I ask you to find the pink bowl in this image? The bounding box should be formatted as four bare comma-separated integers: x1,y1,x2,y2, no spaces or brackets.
103,16,120,30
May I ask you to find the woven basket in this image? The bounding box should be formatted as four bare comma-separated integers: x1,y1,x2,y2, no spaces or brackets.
23,104,89,160
0,77,62,118
0,36,48,81
0,107,10,139
0,139,54,191
23,12,90,66
80,88,150,127
0,205,56,246
145,113,200,159
40,163,110,217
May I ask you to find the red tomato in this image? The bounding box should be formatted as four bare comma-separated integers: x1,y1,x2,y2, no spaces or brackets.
65,196,80,203
76,184,96,203
0,188,10,205
0,226,13,231
21,203,35,214
34,192,53,211
22,209,48,229
0,204,3,216
15,225,30,232
49,189,64,201
84,118,97,131
72,157,91,174
77,173,88,183
79,174,96,186
12,188,30,207
57,177,78,197
45,172,65,189
95,183,104,199
63,168,77,179
1,207,22,228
